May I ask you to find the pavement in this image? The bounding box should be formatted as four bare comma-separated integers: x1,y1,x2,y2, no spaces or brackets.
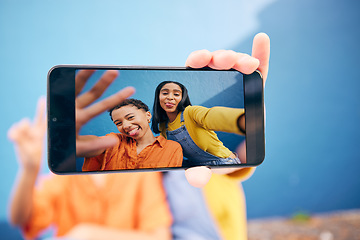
247,209,360,240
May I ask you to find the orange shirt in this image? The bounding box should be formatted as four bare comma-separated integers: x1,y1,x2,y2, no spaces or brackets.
82,133,183,171
23,172,172,239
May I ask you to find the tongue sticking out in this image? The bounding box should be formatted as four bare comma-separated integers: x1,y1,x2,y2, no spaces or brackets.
129,128,140,136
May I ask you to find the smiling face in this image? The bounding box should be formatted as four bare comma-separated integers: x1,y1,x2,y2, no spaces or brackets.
111,105,152,140
159,83,183,115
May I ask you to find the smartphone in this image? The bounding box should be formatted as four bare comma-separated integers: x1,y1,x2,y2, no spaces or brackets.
47,66,264,174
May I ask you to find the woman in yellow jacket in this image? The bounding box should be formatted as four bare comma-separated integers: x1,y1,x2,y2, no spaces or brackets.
158,33,270,240
153,78,253,239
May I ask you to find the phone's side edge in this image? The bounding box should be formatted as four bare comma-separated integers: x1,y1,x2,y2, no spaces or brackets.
243,70,265,166
47,66,77,174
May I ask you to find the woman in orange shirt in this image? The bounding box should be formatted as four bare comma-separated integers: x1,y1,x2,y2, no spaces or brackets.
81,98,183,171
8,98,173,240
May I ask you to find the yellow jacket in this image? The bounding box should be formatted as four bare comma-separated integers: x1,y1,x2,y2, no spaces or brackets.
161,105,254,240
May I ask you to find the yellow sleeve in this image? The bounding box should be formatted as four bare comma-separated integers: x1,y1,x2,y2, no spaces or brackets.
226,167,256,182
203,174,248,240
202,168,255,240
186,106,245,135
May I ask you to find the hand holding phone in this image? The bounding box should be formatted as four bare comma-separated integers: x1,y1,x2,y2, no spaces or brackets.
47,33,270,188
184,33,270,187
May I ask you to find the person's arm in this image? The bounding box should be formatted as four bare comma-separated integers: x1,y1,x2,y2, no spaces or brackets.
63,224,171,240
10,166,39,227
186,106,245,134
75,70,135,158
184,32,270,187
8,98,46,227
82,133,122,171
77,135,108,158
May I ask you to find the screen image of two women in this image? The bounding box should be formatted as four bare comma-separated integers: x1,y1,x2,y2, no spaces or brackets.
79,76,246,171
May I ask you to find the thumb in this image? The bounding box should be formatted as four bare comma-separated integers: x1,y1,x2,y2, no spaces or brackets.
185,166,212,188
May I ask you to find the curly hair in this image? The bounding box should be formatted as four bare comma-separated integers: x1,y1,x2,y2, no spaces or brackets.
109,98,149,121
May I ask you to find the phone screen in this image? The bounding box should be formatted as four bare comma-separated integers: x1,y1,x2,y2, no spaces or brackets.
48,66,264,174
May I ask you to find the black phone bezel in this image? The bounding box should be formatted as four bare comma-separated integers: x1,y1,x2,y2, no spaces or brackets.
47,65,265,174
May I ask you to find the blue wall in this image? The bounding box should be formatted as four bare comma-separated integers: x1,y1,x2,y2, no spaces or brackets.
1,0,359,226
239,0,360,218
